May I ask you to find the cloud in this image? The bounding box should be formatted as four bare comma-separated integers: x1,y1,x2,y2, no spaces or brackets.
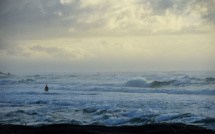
0,0,214,41
0,40,31,58
0,39,89,60
194,0,215,25
59,0,74,5
0,0,214,51
30,45,80,59
0,0,68,40
0,0,214,72
64,0,215,34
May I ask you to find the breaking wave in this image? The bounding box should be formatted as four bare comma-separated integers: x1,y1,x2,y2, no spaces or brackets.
124,76,215,88
125,79,176,88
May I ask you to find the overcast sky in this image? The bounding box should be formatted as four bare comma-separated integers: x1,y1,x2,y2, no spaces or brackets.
0,0,215,73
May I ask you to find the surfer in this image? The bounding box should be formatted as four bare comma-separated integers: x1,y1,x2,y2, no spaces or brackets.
45,85,49,91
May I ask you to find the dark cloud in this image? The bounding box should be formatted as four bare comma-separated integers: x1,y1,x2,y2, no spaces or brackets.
142,0,215,25
195,0,215,24
149,0,175,13
0,0,214,42
203,12,215,24
139,0,190,15
0,0,106,41
0,0,61,25
0,0,70,40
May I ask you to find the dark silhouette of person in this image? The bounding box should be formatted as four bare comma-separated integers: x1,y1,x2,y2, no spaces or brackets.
45,85,49,91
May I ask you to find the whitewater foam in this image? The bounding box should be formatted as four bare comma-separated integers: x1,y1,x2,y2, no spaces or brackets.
0,71,215,130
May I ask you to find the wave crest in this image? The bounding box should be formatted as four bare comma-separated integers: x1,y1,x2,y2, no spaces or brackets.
125,79,175,88
124,76,215,88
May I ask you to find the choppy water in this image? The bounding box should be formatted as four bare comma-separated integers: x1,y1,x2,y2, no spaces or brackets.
0,71,215,130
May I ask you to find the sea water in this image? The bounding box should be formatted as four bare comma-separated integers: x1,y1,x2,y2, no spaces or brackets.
0,71,215,130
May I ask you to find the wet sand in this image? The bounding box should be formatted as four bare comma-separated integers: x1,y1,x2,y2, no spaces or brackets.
1,123,215,134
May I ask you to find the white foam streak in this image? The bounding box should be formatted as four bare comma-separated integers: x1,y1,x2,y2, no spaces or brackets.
0,71,215,130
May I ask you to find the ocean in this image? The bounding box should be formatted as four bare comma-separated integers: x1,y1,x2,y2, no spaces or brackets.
0,71,215,130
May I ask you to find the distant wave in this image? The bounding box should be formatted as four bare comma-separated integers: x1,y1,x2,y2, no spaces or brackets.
74,86,215,96
124,76,215,88
0,79,35,85
205,77,215,82
155,113,191,121
125,79,151,87
125,79,176,88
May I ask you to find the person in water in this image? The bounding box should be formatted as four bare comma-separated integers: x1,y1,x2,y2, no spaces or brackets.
45,85,49,91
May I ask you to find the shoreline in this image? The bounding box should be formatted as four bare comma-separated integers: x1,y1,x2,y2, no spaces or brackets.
1,123,215,134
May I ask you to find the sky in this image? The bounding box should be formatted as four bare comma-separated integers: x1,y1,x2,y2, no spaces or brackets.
0,0,215,73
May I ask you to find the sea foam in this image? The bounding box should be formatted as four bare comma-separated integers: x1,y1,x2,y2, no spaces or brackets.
0,71,215,130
